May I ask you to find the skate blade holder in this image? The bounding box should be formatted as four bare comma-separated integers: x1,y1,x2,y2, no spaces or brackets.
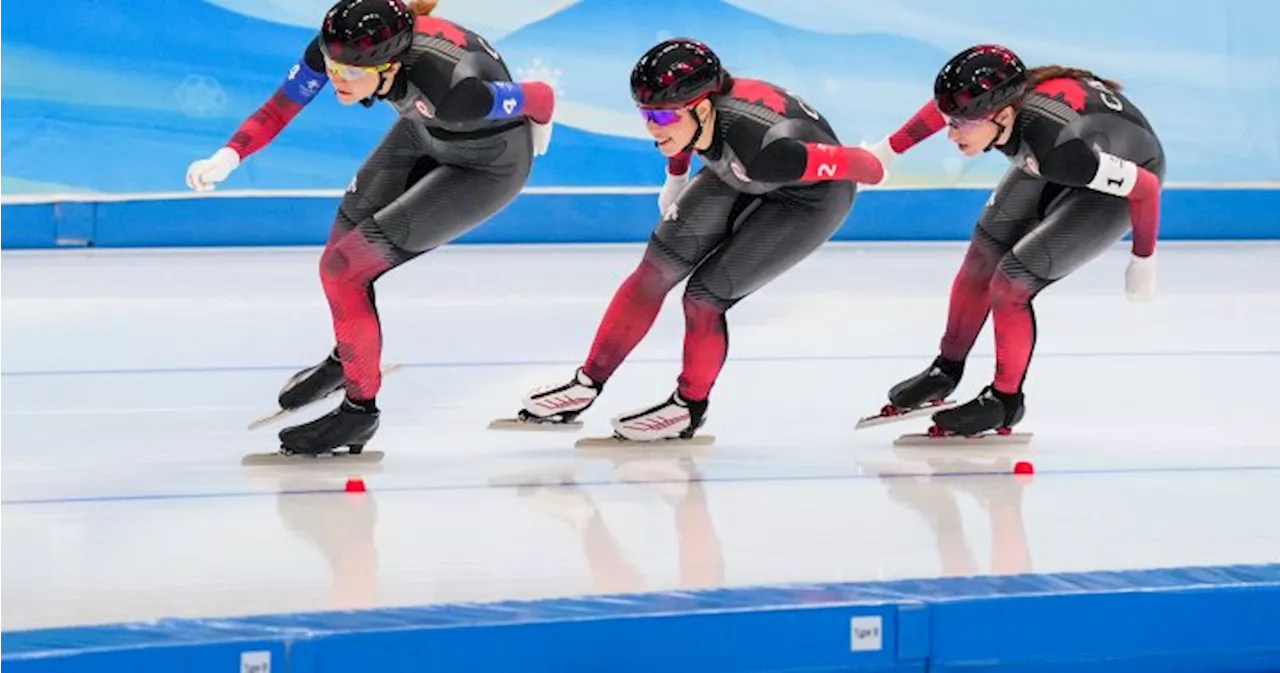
574,433,716,449
893,428,1033,447
241,449,385,467
488,410,584,432
855,399,958,429
487,418,584,431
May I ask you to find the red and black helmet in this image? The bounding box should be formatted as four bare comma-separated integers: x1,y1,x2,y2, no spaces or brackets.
933,45,1028,119
320,0,415,67
630,38,727,108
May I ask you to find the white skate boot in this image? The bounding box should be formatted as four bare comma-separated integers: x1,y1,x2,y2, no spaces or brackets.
575,391,715,448
488,367,600,431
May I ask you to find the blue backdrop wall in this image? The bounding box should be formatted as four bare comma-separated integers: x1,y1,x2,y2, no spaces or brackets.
2,0,1277,248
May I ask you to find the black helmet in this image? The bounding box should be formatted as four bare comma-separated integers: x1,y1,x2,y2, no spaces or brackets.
320,0,415,67
630,38,727,107
933,44,1027,119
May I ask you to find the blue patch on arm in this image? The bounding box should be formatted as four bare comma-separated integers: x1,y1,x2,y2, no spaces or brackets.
485,81,525,119
281,58,328,106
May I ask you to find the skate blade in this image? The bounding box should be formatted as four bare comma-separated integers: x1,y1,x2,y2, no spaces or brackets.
241,450,385,467
487,417,583,432
855,400,957,429
574,434,716,449
893,432,1033,447
248,364,404,431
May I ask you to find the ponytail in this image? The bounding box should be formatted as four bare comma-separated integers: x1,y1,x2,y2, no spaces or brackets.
407,0,438,16
1026,65,1123,92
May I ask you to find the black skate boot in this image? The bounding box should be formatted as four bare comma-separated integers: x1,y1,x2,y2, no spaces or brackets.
929,385,1024,438
889,355,964,409
278,349,346,410
858,356,964,428
278,398,379,456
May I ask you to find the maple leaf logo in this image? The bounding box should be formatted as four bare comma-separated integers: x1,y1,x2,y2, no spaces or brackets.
730,78,787,115
1035,78,1087,112
416,17,467,49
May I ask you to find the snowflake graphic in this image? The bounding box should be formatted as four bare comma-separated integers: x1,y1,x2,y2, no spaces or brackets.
516,58,564,96
175,75,227,118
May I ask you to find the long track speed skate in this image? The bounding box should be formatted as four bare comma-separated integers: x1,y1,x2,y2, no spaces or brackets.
244,399,386,466
248,363,403,431
576,392,715,449
857,356,963,429
894,386,1033,446
488,368,598,432
856,398,957,429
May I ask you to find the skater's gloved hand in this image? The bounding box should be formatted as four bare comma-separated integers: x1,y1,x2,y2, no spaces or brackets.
185,147,240,192
858,136,898,183
531,119,553,157
1125,252,1157,302
658,171,689,217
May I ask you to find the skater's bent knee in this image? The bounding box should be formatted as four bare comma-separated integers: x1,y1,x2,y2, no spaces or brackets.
627,257,684,295
319,246,375,292
988,269,1035,310
1000,246,1055,284
957,237,1002,277
319,247,350,283
683,276,734,311
682,290,728,312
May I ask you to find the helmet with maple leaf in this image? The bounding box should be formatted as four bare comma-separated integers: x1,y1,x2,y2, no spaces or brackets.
933,44,1028,119
630,38,728,108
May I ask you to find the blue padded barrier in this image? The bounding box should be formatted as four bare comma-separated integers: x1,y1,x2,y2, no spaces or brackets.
5,563,1279,673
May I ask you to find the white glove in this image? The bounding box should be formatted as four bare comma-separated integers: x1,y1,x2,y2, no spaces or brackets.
858,136,899,184
531,120,553,157
185,147,241,192
1125,253,1157,302
658,170,690,217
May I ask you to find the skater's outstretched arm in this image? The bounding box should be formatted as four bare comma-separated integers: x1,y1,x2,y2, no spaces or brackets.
885,99,949,154
227,38,330,159
856,100,949,175
185,38,328,191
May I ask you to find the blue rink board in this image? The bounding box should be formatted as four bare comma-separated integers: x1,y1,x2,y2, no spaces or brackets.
2,188,1278,249
5,563,1279,673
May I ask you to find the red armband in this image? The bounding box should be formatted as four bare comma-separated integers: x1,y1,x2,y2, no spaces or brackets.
800,144,884,184
888,100,946,154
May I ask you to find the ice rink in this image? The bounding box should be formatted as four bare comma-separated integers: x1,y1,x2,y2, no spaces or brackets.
3,241,1278,632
